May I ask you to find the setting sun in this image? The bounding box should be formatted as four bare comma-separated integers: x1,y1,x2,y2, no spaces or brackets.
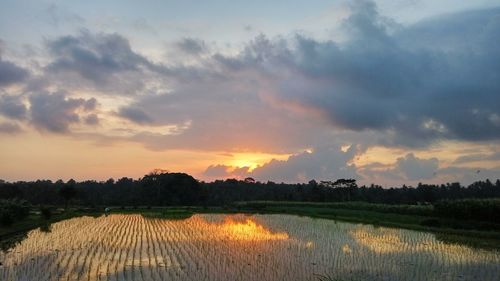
226,153,290,171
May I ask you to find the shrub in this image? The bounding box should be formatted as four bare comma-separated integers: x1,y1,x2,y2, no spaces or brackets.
420,218,441,227
40,206,52,220
433,198,500,224
0,199,30,226
0,211,14,226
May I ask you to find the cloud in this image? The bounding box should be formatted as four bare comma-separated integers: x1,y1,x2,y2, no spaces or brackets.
204,164,250,179
204,145,360,183
251,146,359,183
82,0,499,154
43,31,221,96
0,1,498,185
21,3,498,154
45,31,161,95
0,56,29,87
84,113,99,125
47,31,148,79
204,164,232,178
394,153,438,180
0,94,27,120
360,153,438,182
29,91,97,133
122,81,344,153
438,166,500,185
0,121,22,134
117,106,154,124
208,3,500,146
453,151,500,164
176,38,207,55
304,5,498,144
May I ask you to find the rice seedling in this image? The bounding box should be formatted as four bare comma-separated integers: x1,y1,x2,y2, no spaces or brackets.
0,214,498,281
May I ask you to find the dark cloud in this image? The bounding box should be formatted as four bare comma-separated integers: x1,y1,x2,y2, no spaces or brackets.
0,122,22,134
33,1,500,152
176,38,206,55
29,91,97,133
117,106,154,124
395,153,438,180
453,152,500,164
250,146,359,183
204,165,250,179
45,31,160,94
204,164,232,178
43,31,219,95
84,113,99,125
360,153,438,182
0,57,29,87
0,94,27,120
203,146,359,183
1,1,498,186
47,31,147,79
438,166,500,185
17,1,499,157
208,2,500,146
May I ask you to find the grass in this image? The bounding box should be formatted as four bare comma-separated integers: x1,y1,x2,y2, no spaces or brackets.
112,207,194,220
233,201,435,216
0,208,100,237
0,208,101,251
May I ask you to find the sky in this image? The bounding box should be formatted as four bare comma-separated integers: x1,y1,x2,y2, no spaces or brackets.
1,0,500,186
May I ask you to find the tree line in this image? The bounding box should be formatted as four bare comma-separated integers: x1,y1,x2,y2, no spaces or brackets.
1,173,499,207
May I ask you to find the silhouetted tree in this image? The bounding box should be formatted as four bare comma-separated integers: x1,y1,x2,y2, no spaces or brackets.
59,185,77,209
0,173,499,208
244,177,256,184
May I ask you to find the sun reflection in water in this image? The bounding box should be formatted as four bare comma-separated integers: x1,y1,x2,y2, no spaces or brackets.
216,217,289,241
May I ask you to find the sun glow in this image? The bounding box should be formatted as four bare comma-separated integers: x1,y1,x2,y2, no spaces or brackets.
227,152,290,171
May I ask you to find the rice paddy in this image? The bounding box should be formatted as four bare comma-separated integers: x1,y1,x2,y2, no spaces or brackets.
0,214,499,281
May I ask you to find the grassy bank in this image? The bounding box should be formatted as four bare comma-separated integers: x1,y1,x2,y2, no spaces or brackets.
0,208,101,248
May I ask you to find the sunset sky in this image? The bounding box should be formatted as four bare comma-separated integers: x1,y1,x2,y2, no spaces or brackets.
1,0,499,185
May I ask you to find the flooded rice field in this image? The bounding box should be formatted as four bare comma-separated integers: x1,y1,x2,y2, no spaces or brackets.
0,214,499,281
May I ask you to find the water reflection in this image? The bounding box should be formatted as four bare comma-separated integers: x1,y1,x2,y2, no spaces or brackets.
0,214,498,281
215,217,289,241
351,227,498,264
351,228,428,254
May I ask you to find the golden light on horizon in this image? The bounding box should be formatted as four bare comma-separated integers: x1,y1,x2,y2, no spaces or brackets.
226,152,290,171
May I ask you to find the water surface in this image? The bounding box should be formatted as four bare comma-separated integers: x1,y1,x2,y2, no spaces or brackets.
0,214,498,281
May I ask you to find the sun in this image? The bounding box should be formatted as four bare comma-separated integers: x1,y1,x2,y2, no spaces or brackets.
230,158,260,170
227,152,290,171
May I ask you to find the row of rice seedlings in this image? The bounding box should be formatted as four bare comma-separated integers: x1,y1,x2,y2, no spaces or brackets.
0,214,499,281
